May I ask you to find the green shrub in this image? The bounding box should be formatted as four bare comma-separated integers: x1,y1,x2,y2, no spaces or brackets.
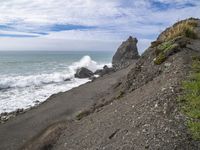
180,57,200,140
155,48,162,56
154,40,179,65
157,40,173,51
188,121,200,140
184,27,198,39
154,52,166,65
192,57,200,73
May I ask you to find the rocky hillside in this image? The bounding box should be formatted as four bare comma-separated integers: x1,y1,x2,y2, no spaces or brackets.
23,18,200,150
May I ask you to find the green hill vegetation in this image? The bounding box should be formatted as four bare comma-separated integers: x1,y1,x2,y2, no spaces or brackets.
181,56,200,140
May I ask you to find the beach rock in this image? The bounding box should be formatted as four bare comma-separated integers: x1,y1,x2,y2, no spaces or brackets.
94,65,114,76
64,78,71,81
102,65,115,75
75,67,93,78
94,69,102,75
0,113,15,123
16,109,24,114
34,100,40,104
112,36,140,70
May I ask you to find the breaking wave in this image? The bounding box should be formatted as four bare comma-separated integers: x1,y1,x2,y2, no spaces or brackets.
0,55,109,90
0,55,111,113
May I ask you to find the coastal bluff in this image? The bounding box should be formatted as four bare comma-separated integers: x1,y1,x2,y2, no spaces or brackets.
1,18,200,150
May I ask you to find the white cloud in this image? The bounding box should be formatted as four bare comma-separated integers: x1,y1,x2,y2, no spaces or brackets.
0,0,121,26
0,0,200,52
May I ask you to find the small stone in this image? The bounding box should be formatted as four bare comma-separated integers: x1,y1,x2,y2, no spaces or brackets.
64,78,70,81
34,100,40,103
164,63,171,67
155,103,158,108
16,108,24,114
161,87,166,92
145,144,149,149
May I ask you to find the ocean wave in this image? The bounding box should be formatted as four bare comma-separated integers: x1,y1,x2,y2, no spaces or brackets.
69,55,105,74
0,72,72,90
0,55,110,90
0,78,90,114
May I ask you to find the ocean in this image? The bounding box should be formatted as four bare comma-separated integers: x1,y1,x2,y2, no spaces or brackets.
0,51,114,114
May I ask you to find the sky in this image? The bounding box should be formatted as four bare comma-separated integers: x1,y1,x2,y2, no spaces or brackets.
0,0,200,52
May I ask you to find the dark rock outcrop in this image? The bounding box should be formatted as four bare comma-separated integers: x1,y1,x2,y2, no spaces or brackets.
112,36,140,70
75,67,93,78
94,65,115,76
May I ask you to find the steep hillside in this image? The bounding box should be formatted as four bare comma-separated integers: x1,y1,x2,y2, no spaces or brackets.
23,18,200,150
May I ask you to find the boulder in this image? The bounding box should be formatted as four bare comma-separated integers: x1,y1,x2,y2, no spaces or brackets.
75,67,93,78
112,36,140,70
64,78,71,81
94,65,114,76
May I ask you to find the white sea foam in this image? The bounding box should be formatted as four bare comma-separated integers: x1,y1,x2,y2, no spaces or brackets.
0,72,73,90
0,55,111,90
69,55,111,74
0,78,89,113
0,55,111,114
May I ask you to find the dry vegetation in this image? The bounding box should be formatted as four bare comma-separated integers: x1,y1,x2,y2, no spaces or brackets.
153,19,198,65
164,19,198,41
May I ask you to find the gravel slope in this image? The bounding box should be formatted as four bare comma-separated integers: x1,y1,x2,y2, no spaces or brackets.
52,49,200,150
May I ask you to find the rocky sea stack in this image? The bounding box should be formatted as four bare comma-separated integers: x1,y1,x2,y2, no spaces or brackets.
112,36,140,70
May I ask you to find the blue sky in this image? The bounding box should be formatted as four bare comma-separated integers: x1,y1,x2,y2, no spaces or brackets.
0,0,200,52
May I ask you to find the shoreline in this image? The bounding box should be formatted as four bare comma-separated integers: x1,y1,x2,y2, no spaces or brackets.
0,66,131,150
0,62,113,123
0,80,91,124
0,54,112,116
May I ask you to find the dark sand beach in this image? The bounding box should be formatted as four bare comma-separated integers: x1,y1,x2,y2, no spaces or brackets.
0,65,131,150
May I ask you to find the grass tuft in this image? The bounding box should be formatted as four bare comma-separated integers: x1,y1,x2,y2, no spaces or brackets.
154,52,166,65
188,121,200,140
115,91,125,99
154,40,179,65
76,110,91,120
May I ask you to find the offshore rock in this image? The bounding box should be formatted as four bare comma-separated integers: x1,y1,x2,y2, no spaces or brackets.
112,36,140,70
75,67,93,78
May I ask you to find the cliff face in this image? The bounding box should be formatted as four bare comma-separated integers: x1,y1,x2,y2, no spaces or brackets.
22,18,200,150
